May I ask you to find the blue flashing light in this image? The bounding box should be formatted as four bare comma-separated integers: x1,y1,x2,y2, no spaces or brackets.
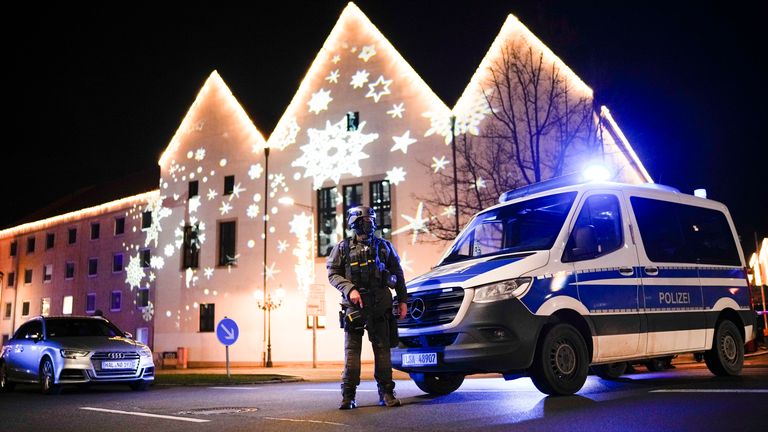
499,173,584,203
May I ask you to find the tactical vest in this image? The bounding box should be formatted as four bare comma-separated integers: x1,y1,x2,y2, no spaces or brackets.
343,238,382,291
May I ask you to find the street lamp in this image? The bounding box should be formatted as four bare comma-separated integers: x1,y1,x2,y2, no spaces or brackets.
278,196,319,368
255,288,285,368
262,145,270,367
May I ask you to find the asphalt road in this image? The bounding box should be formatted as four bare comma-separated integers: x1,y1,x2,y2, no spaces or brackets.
2,360,767,432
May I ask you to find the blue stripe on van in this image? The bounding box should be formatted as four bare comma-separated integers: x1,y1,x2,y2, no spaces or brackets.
407,256,525,289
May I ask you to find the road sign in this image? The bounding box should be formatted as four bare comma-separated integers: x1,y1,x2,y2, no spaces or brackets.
216,317,239,346
307,284,326,316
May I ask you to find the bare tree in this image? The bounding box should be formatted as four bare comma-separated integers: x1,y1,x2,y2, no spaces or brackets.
420,39,599,241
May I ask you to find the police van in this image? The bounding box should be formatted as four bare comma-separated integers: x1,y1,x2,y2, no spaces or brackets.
392,175,755,396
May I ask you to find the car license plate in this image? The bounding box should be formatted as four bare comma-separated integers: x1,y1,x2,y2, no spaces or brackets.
102,360,136,370
402,352,437,367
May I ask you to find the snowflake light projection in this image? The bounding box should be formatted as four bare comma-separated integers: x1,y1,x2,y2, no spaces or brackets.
350,70,370,89
188,196,201,213
326,69,340,84
307,88,333,114
204,267,214,279
423,111,454,144
125,254,146,290
247,204,260,219
142,302,154,322
431,156,450,172
248,164,264,180
453,88,495,136
366,75,392,102
386,166,406,185
219,201,233,215
399,250,414,274
387,103,405,118
358,45,377,62
277,240,289,253
207,188,218,200
289,212,314,295
195,148,206,161
270,117,301,150
264,262,281,280
292,116,379,189
144,195,172,248
392,202,430,244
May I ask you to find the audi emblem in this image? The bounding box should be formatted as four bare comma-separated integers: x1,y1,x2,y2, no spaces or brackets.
410,298,426,320
107,352,125,359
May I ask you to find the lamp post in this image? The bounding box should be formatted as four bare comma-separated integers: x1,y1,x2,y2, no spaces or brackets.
278,196,318,368
262,145,270,367
450,115,460,236
255,288,285,368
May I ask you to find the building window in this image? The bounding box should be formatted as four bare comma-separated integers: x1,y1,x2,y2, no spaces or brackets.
346,111,359,131
21,301,30,317
24,269,32,285
3,303,11,319
27,237,35,254
136,327,149,345
62,296,73,315
370,180,392,240
141,248,151,268
189,180,199,198
218,221,237,266
91,223,100,240
138,288,149,308
41,297,51,316
113,253,124,273
68,228,77,244
224,175,235,195
115,217,125,236
199,303,215,332
343,184,363,233
111,291,122,312
183,225,201,269
142,211,152,229
10,241,17,257
7,272,15,287
317,186,338,257
46,233,55,250
306,315,327,329
85,293,96,314
65,262,75,280
88,258,98,277
43,264,53,283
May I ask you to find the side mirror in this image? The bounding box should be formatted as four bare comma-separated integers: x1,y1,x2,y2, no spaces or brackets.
570,225,598,260
124,332,133,339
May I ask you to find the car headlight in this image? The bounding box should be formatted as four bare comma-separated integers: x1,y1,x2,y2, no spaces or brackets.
472,277,532,303
138,346,152,358
60,349,89,359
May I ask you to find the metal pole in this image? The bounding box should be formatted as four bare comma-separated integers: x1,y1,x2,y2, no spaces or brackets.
263,147,270,367
267,302,273,367
450,115,460,236
226,345,230,378
312,317,317,368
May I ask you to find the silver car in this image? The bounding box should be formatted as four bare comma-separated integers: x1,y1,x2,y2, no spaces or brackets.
0,316,154,394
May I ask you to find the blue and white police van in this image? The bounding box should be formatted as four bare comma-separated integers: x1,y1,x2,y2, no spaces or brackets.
392,175,755,396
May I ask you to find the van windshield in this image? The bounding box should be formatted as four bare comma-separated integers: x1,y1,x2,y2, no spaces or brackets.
441,192,577,265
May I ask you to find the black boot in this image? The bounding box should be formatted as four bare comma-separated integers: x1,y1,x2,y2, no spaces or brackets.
339,384,357,410
378,383,401,407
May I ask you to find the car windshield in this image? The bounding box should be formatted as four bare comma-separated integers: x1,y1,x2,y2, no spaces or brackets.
45,318,124,338
441,191,577,265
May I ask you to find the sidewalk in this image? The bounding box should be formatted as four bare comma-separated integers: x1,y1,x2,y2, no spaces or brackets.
155,347,768,383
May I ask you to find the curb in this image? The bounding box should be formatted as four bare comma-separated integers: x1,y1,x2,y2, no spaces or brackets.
153,376,305,386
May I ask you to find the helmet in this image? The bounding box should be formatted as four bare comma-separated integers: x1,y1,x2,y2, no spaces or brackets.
347,206,376,227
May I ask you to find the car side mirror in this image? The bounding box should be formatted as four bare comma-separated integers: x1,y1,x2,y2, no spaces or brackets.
570,225,598,260
124,332,133,339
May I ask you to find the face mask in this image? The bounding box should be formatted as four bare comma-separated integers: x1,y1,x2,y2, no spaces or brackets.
354,219,375,236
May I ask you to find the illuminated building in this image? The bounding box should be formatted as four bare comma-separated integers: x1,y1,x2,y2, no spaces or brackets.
0,3,651,364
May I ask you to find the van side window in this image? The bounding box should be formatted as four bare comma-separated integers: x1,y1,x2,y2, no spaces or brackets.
563,194,622,262
631,197,740,265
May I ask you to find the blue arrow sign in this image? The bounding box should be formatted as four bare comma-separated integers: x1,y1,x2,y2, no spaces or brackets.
216,317,239,346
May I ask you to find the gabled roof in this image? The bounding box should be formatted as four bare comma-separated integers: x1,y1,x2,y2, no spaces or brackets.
159,70,266,167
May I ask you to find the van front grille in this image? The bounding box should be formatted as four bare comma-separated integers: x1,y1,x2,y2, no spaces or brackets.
400,287,464,329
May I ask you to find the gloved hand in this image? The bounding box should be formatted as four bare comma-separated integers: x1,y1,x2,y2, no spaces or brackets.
349,289,364,308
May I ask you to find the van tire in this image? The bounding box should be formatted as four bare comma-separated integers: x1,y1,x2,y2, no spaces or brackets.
529,323,589,395
592,362,627,380
705,319,743,376
410,372,464,396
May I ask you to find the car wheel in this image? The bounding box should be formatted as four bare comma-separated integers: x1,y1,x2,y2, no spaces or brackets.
40,358,62,395
410,372,464,396
705,319,744,376
0,362,15,392
592,362,627,380
129,380,151,391
529,323,589,396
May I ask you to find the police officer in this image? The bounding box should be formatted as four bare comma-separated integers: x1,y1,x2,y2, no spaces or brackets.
327,206,408,409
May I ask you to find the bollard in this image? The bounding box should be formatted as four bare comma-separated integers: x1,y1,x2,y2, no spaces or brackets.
177,347,188,369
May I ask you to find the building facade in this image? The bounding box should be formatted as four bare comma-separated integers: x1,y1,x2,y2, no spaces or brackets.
0,3,651,365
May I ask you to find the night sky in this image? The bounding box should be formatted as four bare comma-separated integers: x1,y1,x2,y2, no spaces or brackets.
4,1,766,256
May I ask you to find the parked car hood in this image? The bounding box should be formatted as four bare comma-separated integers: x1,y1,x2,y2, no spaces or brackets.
48,336,145,351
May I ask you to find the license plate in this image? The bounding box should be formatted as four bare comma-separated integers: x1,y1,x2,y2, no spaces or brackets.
402,352,437,367
102,360,136,370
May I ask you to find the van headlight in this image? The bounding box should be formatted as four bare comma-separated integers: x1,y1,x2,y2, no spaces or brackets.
60,349,89,359
472,278,532,303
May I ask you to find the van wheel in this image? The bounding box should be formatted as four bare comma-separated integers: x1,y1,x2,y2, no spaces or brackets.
645,358,667,372
705,320,744,376
0,362,15,392
40,358,62,395
529,323,589,395
592,362,627,380
410,372,464,396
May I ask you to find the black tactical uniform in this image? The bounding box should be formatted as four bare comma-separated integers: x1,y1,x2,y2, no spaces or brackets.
327,206,407,409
